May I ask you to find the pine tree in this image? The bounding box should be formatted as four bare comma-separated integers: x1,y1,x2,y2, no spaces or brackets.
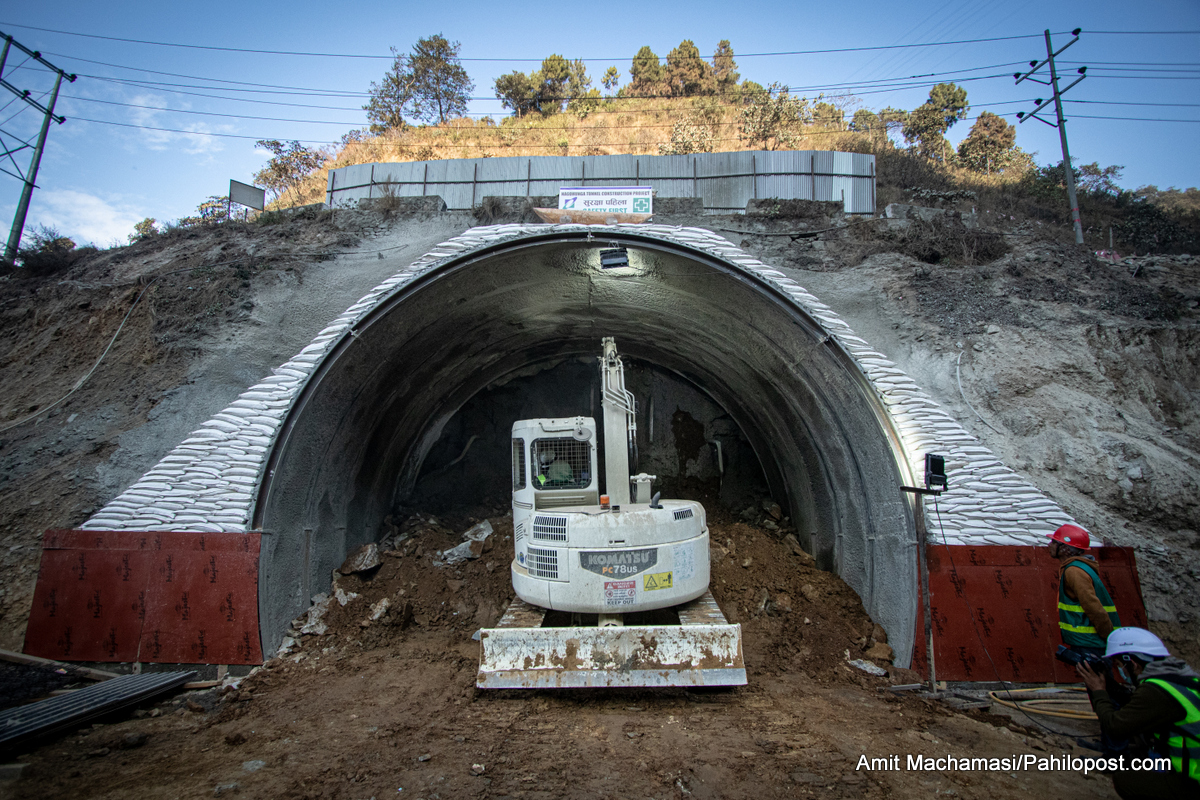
364,34,474,129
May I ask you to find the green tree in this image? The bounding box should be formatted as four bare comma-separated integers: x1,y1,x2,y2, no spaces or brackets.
903,105,948,160
665,39,713,97
494,70,538,117
129,218,158,243
1135,185,1200,215
629,46,666,97
712,40,739,95
812,101,843,130
902,83,968,162
956,111,1016,174
364,34,474,129
659,115,716,155
879,106,909,141
602,66,620,93
566,59,601,117
1077,162,1124,196
850,109,879,133
740,83,808,150
17,225,79,276
253,140,325,205
494,55,597,117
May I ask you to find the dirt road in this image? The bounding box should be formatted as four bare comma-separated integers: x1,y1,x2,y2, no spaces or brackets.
9,515,1117,800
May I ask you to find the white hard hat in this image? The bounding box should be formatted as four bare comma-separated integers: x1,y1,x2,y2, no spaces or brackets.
1105,627,1170,660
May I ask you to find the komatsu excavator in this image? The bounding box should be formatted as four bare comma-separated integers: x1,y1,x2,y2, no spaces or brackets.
476,338,746,688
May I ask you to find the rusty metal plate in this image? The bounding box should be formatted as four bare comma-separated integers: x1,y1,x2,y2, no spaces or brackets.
25,530,263,665
912,545,1146,683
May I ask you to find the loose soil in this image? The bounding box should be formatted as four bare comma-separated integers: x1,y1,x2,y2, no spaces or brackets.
8,513,1116,800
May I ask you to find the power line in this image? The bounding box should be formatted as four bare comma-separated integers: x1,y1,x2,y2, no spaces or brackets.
71,108,1200,151
4,22,1084,61
1086,30,1200,35
48,53,372,95
1066,114,1200,123
61,95,363,126
89,92,1197,129
1065,99,1200,108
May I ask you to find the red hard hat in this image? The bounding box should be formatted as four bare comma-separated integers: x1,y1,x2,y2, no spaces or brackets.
1048,523,1090,549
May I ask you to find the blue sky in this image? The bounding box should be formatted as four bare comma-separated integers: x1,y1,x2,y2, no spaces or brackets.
2,0,1197,247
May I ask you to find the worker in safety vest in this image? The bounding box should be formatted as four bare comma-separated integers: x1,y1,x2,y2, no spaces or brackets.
1077,627,1200,800
1048,523,1121,656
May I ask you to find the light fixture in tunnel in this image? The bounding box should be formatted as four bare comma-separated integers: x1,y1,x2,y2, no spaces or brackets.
599,247,629,269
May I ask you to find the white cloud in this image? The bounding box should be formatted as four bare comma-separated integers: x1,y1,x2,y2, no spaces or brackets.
26,189,145,248
125,92,230,157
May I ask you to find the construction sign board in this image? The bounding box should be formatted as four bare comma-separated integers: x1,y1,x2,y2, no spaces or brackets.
558,186,652,215
229,179,266,211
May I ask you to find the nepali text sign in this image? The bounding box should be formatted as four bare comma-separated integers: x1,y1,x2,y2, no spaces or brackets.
558,186,652,214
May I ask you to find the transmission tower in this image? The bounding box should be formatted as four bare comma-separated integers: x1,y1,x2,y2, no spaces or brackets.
1014,28,1088,245
0,31,76,265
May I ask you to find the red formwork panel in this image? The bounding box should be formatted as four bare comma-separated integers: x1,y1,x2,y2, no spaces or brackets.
910,545,1147,683
24,530,263,665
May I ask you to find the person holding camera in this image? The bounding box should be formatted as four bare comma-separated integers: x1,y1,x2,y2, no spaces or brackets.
1077,627,1199,799
1048,523,1121,655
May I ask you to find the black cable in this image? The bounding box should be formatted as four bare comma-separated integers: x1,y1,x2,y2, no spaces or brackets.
2,22,1069,61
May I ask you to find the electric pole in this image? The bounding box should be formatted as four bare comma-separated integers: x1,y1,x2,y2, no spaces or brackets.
1015,28,1088,245
0,31,77,265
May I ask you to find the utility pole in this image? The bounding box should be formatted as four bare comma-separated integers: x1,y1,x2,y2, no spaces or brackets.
1015,29,1087,244
0,31,77,265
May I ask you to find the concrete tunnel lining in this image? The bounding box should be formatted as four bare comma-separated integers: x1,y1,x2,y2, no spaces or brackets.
254,229,919,664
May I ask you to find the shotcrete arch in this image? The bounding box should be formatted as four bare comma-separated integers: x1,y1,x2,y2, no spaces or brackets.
252,229,919,662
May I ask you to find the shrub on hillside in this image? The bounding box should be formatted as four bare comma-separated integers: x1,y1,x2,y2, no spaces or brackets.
16,225,95,276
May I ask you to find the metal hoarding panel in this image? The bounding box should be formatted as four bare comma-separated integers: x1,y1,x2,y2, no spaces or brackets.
909,545,1146,683
374,162,426,198
476,158,528,200
327,150,876,214
696,151,753,212
25,530,263,664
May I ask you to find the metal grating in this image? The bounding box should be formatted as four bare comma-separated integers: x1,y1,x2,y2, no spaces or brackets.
0,670,195,750
532,438,591,490
526,547,560,580
532,515,568,543
514,521,526,543
673,508,694,521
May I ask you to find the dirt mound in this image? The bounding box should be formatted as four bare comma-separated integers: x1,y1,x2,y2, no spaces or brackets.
276,512,900,687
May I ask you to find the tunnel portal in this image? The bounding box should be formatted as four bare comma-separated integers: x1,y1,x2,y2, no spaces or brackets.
253,229,918,663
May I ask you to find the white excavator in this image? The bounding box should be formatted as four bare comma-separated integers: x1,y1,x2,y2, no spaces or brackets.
476,338,746,688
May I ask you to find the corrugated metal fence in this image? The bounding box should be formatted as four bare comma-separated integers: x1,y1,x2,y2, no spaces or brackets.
326,151,876,214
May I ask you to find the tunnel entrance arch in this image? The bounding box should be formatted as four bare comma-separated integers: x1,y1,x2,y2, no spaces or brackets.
253,228,919,664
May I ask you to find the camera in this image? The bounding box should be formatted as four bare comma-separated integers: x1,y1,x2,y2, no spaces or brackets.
1055,645,1111,671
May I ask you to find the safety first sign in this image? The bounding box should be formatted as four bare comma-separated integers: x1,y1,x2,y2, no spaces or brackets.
558,187,653,214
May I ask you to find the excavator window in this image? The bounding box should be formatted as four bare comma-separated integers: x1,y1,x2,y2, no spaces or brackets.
531,438,591,490
512,438,526,491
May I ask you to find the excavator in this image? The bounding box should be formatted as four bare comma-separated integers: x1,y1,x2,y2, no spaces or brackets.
476,338,746,688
